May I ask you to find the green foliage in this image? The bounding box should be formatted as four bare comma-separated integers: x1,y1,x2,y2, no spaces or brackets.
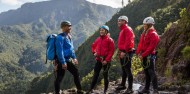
180,8,187,18
181,46,190,60
132,55,143,76
164,68,172,78
164,22,172,32
81,71,94,90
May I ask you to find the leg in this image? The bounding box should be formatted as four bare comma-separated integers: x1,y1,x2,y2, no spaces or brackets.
143,57,151,90
54,63,65,94
138,58,150,93
103,63,111,92
115,57,127,91
120,58,127,86
90,61,102,90
67,62,82,90
125,52,133,89
148,55,158,90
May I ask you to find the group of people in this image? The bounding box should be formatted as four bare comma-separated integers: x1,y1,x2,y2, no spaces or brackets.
53,15,160,94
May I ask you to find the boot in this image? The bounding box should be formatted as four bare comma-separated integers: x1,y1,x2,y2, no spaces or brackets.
115,84,126,91
138,88,150,94
124,88,134,94
153,89,159,94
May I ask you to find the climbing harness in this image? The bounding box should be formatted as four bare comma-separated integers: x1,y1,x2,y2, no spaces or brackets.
141,56,151,69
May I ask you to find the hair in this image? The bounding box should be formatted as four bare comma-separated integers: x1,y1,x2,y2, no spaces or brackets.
124,20,128,24
144,24,153,33
60,24,66,28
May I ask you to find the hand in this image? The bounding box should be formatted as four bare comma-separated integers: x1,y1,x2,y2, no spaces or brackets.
94,53,97,57
120,52,126,59
53,60,58,71
62,64,67,70
139,55,143,61
73,59,78,65
102,61,107,65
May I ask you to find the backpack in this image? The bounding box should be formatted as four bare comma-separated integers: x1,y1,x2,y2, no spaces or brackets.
45,34,57,64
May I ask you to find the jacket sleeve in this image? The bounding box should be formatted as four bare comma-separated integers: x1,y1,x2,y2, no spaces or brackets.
136,34,143,55
124,29,134,52
141,33,159,57
55,36,66,64
91,38,99,54
71,50,77,59
105,39,115,62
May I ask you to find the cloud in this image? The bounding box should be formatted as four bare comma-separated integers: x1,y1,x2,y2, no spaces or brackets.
86,0,129,8
0,0,23,6
0,0,42,6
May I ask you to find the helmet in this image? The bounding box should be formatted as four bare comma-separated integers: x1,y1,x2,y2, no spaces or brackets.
143,17,155,24
100,25,109,32
118,16,128,22
61,21,72,28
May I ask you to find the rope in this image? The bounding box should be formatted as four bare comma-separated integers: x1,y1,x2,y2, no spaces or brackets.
141,56,151,69
121,53,130,67
102,63,110,73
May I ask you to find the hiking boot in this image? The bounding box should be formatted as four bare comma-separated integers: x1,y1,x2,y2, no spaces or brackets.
138,88,150,94
77,90,84,94
86,90,93,94
124,88,133,94
153,89,159,94
115,85,126,91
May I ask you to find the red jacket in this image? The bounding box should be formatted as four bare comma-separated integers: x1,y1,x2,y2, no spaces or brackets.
118,24,135,52
92,35,115,62
136,28,160,57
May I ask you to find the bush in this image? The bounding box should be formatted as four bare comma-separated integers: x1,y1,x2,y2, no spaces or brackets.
181,46,190,60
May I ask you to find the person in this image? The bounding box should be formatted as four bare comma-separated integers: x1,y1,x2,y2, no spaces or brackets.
115,15,135,93
87,25,115,94
136,17,160,94
54,21,83,94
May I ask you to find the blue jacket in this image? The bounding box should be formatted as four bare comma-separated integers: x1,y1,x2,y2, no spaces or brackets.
55,32,76,64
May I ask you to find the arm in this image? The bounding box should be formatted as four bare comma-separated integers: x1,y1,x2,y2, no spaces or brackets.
55,36,66,64
124,29,134,52
105,39,115,62
141,34,159,57
91,38,99,54
136,34,143,55
71,50,77,59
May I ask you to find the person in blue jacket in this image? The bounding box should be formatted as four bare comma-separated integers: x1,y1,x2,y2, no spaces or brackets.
54,21,83,94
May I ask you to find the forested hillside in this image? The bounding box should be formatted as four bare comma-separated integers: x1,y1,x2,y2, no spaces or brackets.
0,0,117,93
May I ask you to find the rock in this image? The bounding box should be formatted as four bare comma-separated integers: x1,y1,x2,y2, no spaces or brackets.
67,88,76,93
135,73,145,84
158,77,167,85
115,79,122,85
168,85,179,91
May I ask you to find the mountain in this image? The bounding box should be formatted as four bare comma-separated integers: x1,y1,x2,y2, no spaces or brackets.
0,0,117,94
26,0,190,93
0,0,117,47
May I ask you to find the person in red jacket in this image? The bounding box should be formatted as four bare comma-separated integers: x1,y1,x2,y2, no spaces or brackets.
115,15,135,93
136,17,160,94
87,25,115,94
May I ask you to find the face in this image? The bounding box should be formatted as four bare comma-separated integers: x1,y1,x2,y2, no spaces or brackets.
143,24,148,30
118,19,126,27
100,28,107,36
62,25,72,33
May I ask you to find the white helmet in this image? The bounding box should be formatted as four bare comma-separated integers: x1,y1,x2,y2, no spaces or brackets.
143,17,155,24
118,16,128,22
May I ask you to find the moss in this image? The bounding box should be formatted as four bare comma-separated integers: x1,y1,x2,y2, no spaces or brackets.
158,48,166,57
164,68,172,77
181,46,190,60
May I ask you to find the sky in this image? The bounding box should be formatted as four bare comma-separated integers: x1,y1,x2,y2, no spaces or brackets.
0,0,129,13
